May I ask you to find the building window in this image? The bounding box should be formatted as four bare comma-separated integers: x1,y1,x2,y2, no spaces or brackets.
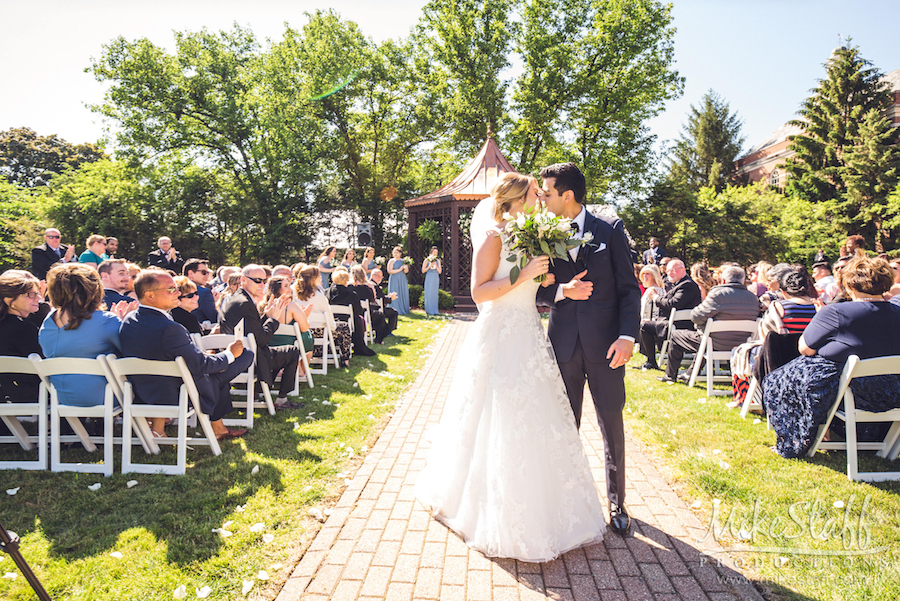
770,169,780,187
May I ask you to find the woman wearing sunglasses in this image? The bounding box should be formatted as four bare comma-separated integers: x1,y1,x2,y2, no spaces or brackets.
172,276,203,335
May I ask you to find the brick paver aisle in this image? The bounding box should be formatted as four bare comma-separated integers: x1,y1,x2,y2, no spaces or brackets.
276,317,765,601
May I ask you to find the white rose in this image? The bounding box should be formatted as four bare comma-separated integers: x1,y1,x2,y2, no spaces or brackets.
516,213,527,228
502,212,513,221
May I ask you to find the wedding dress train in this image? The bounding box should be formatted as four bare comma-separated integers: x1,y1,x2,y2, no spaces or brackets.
414,247,605,562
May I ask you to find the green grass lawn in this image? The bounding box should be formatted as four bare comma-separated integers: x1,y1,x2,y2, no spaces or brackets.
623,354,900,601
0,312,449,601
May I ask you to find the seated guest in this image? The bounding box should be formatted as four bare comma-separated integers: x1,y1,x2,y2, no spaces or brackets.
183,259,217,325
171,276,203,335
350,265,388,344
691,262,716,300
98,259,132,307
78,234,108,270
638,265,665,322
147,236,184,273
119,270,252,439
272,264,293,282
369,268,399,341
39,264,132,407
32,228,75,281
264,276,313,375
812,261,835,302
220,265,301,410
759,263,791,309
763,255,900,458
105,237,120,259
326,269,376,358
216,272,242,316
659,265,761,383
125,263,141,299
294,265,352,367
0,270,43,403
638,259,701,371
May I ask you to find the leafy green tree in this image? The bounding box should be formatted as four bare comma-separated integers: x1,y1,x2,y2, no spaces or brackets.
0,127,105,188
511,0,683,198
417,0,515,155
0,182,44,270
618,177,698,260
89,25,323,263
668,90,745,192
784,43,893,204
841,109,900,251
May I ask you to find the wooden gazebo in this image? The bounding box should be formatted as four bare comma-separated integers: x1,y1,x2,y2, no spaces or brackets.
405,136,516,309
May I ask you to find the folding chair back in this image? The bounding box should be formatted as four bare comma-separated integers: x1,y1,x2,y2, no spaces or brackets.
0,354,48,470
807,354,900,482
658,309,693,369
106,354,221,475
37,356,121,476
688,319,758,396
361,300,375,344
330,304,354,333
273,322,314,392
307,313,333,375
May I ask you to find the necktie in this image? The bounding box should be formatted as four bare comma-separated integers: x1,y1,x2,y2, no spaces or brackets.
571,222,580,234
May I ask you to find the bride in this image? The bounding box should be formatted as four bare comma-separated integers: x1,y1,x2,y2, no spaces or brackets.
414,172,605,562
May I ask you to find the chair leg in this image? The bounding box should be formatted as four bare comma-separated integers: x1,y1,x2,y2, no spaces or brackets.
740,378,759,418
176,399,188,476
845,390,858,481
103,400,114,477
122,403,133,473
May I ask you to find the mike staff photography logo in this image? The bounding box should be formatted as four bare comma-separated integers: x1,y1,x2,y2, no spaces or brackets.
695,493,890,558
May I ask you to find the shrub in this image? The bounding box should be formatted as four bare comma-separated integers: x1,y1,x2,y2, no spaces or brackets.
408,284,423,307
411,286,456,310
438,289,455,310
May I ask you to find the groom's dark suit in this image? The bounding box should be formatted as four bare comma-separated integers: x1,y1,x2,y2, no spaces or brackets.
536,209,641,507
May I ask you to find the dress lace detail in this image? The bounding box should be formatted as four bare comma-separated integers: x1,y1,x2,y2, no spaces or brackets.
415,238,605,562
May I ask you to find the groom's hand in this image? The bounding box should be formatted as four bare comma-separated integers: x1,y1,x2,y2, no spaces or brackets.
606,338,633,369
562,270,593,300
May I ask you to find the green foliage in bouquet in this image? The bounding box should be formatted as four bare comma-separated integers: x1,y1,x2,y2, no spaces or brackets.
504,202,589,284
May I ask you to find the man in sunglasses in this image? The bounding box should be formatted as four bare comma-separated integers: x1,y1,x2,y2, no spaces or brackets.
183,258,217,324
219,265,301,410
31,228,75,280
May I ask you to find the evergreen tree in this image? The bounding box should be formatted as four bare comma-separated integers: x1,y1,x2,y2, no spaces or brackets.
668,90,744,192
842,108,900,251
784,43,892,203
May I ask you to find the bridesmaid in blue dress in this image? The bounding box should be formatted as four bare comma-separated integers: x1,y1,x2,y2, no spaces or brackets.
317,246,337,290
422,246,442,315
387,246,410,315
362,247,377,278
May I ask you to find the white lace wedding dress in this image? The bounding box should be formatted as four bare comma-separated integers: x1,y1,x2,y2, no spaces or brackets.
414,239,605,563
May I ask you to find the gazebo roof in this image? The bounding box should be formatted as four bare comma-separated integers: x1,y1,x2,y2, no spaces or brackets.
405,137,516,207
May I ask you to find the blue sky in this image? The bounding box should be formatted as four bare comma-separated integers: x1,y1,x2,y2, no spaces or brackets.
1,0,896,158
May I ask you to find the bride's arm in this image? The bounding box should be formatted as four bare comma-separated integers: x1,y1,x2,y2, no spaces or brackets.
471,228,549,304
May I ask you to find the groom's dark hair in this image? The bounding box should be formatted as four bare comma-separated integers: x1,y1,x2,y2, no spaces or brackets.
540,163,586,204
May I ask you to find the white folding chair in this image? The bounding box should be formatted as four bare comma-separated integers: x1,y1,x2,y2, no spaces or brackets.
0,354,48,471
657,309,694,370
37,355,127,477
273,322,314,393
106,354,222,476
307,314,332,376
193,333,273,429
330,304,354,334
361,300,375,345
687,319,759,396
740,376,764,418
806,354,900,482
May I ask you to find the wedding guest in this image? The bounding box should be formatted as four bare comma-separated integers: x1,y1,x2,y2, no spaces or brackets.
326,269,376,357
125,263,141,299
422,246,442,315
105,237,120,259
638,264,665,322
147,236,184,273
317,246,337,289
294,265,352,367
369,268,398,341
762,255,900,457
362,247,377,277
98,259,132,308
32,228,75,280
171,276,203,335
691,262,715,300
387,246,410,315
183,259,217,324
340,249,356,270
78,235,108,270
264,276,313,376
0,270,43,403
39,264,130,407
216,273,242,316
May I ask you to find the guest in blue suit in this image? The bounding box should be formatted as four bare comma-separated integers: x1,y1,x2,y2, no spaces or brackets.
119,270,253,440
183,259,217,324
98,259,133,308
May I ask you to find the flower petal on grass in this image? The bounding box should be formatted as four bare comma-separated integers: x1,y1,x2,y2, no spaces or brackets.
3,572,18,580
126,480,138,488
249,523,264,533
235,504,245,513
196,585,211,598
752,418,761,424
718,461,730,470
834,500,845,509
241,580,254,595
257,570,269,581
738,529,752,540
109,551,124,559
223,521,233,528
262,534,275,544
251,465,259,475
6,487,19,496
691,500,702,509
88,483,101,491
270,563,283,571
173,585,187,599
712,449,722,455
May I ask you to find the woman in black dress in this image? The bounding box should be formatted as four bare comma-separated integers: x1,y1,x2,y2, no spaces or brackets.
0,270,44,403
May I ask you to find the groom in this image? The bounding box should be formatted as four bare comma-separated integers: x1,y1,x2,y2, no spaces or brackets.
536,163,641,535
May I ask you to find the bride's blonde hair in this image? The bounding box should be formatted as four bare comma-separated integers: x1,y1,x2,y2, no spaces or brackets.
490,172,534,221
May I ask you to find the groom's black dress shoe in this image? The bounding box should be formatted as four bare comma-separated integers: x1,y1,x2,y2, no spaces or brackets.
656,375,677,383
634,362,660,371
609,504,631,536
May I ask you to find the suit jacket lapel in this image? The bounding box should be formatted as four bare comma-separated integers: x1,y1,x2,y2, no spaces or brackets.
578,211,598,263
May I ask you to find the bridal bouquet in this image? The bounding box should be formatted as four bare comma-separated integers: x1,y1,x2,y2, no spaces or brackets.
504,201,592,284
375,256,386,266
425,254,439,264
402,256,414,266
